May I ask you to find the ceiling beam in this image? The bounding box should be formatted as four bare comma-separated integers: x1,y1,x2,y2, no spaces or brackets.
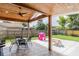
29,14,47,22
14,3,47,15
0,16,27,22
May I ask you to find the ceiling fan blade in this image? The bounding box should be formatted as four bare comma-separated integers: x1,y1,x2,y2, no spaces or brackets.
18,13,23,16
18,12,27,17
18,7,27,17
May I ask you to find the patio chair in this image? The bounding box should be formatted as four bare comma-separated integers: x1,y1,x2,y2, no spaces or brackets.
16,38,28,49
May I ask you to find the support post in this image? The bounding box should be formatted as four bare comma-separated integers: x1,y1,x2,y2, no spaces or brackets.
27,22,30,39
48,15,52,51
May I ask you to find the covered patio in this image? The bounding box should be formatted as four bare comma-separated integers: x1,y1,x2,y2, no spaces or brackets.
3,41,63,56
0,3,79,56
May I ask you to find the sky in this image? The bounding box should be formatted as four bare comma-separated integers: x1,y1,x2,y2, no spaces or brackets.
30,16,59,27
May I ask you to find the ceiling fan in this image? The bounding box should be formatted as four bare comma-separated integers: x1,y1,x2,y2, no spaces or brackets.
18,7,27,17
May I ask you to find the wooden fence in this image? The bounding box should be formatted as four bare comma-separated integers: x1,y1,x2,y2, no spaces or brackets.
0,28,39,38
66,30,79,36
52,30,79,36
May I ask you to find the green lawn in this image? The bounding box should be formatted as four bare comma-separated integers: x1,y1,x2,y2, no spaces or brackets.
52,35,79,42
32,37,38,40
32,35,79,42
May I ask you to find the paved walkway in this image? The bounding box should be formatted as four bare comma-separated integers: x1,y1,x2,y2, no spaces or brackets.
32,38,79,56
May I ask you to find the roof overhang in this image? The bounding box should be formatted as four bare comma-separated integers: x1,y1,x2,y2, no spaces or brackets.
0,3,79,22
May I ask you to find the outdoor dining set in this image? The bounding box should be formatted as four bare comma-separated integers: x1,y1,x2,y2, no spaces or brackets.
0,36,32,56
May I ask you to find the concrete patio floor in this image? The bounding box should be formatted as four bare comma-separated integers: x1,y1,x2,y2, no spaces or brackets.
2,41,62,56
2,38,79,56
32,38,79,56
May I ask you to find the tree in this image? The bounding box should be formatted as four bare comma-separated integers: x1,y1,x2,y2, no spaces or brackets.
36,20,47,30
57,16,67,30
67,14,79,30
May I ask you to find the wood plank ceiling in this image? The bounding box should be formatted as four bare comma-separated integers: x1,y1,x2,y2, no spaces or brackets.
19,3,79,15
0,3,34,22
0,3,79,22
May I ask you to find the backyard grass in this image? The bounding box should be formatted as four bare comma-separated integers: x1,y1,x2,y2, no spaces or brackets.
32,35,79,42
52,35,79,42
